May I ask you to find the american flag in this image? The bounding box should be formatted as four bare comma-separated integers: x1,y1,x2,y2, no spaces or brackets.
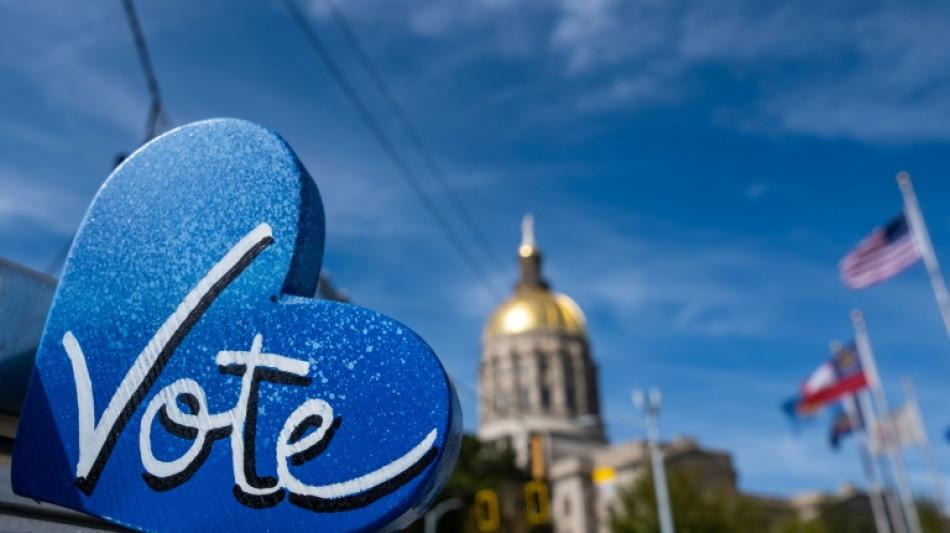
840,213,921,289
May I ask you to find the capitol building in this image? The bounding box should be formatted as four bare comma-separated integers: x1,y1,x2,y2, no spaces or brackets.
479,215,607,466
477,216,738,533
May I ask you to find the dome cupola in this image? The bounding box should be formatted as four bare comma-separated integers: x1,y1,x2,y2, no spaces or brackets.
483,215,587,340
478,215,605,470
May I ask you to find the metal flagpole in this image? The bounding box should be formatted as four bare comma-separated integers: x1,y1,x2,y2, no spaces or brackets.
843,392,892,533
897,172,950,342
901,377,946,514
853,310,923,533
858,389,908,533
831,341,892,533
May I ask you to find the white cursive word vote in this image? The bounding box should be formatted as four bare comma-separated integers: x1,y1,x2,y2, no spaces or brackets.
62,223,438,511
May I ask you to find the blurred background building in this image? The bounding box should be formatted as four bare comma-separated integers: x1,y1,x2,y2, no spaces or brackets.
479,215,606,467
476,218,739,533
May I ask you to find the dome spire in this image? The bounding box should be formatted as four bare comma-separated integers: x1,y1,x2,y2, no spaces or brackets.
517,213,548,290
482,214,588,340
520,213,536,256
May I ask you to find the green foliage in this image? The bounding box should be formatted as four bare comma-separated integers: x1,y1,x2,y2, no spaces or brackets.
404,434,535,533
771,515,828,533
818,499,876,533
408,434,950,533
811,496,948,533
917,499,950,533
444,433,529,500
609,467,769,533
610,468,950,533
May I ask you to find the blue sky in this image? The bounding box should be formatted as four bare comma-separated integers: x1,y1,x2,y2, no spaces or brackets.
4,0,950,501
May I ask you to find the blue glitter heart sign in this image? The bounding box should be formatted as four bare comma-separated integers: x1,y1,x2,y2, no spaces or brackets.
12,119,462,533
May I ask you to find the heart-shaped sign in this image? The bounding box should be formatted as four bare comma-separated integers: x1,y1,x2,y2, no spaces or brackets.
12,119,461,533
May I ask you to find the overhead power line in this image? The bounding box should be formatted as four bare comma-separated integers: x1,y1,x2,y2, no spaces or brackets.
322,0,508,275
122,0,170,143
45,0,171,277
280,0,503,299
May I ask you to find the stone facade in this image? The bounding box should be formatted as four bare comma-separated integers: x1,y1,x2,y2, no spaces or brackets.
479,328,606,469
477,218,741,532
478,216,606,470
549,437,736,533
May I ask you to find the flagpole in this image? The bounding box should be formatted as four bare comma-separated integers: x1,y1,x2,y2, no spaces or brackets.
853,310,923,533
844,393,893,533
897,172,950,342
902,377,946,515
831,340,893,533
858,388,909,533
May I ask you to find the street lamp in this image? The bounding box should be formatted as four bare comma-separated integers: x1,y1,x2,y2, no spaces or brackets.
633,388,675,533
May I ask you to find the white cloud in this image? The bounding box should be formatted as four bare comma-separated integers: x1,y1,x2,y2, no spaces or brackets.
758,79,950,141
0,121,69,154
0,166,87,234
12,1,950,145
746,183,767,200
0,4,150,139
552,0,636,74
332,0,950,141
566,226,836,339
558,0,950,140
729,431,862,492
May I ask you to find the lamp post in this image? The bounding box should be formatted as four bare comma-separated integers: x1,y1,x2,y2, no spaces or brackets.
634,388,675,533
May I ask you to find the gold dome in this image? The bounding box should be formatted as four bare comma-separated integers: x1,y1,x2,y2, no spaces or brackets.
483,214,587,340
483,287,587,340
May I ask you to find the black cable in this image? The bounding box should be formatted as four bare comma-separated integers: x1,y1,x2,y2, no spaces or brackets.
323,0,508,275
122,0,169,142
45,0,170,277
280,0,503,299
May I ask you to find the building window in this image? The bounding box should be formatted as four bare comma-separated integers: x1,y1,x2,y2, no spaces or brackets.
563,497,571,516
521,357,534,375
521,388,531,408
541,387,551,409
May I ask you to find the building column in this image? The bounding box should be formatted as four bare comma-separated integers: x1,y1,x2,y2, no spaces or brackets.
550,349,566,416
572,349,589,415
510,345,522,416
